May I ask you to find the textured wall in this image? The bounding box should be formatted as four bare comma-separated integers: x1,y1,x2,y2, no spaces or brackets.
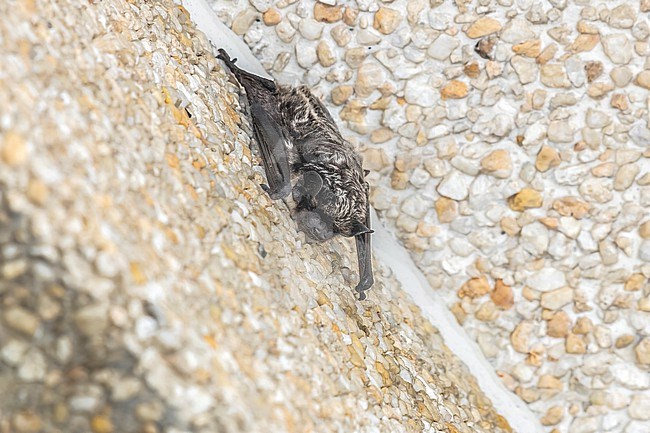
211,0,650,432
0,0,512,432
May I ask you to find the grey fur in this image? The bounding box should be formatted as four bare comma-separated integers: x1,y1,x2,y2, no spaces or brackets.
218,49,374,300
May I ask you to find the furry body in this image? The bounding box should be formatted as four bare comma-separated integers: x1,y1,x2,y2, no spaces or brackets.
218,49,373,299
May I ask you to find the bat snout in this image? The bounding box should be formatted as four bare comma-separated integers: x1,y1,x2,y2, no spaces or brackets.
295,210,335,242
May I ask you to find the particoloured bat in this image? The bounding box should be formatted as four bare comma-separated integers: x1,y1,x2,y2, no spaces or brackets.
218,49,374,300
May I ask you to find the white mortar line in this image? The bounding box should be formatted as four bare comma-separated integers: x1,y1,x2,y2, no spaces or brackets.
175,1,544,431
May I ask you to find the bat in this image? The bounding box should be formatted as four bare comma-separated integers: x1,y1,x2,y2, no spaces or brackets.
217,49,374,300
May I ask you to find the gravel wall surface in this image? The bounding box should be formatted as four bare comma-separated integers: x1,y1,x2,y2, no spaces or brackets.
210,0,650,432
0,0,513,432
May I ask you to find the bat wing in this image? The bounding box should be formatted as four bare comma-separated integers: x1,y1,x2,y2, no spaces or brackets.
218,49,291,199
354,200,374,300
250,102,291,199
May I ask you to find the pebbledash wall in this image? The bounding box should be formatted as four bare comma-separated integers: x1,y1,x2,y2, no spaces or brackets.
211,0,650,433
0,0,517,432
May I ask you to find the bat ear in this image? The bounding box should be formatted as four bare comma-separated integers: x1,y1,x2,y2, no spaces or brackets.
303,170,324,196
364,169,370,177
351,221,373,237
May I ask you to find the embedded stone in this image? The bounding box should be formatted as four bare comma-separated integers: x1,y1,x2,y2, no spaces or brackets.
480,149,512,178
512,39,541,57
331,85,353,105
511,321,534,353
262,8,281,26
635,70,650,89
355,62,386,98
541,406,563,426
541,287,573,310
458,276,491,298
314,2,343,22
434,197,458,223
610,93,629,110
636,337,650,365
1,131,27,166
541,64,570,88
316,40,336,67
566,333,587,354
373,7,401,35
440,80,468,99
602,34,633,64
508,188,542,211
552,197,590,219
547,311,571,338
491,279,514,309
231,9,258,35
535,145,561,172
569,34,599,53
584,61,603,82
465,17,502,38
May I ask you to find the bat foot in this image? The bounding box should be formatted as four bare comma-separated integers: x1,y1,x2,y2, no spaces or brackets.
217,49,238,68
355,276,373,301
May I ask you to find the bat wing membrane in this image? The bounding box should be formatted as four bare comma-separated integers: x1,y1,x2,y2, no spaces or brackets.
249,102,291,199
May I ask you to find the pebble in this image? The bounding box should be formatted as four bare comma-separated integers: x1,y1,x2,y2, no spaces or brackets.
355,62,385,97
635,337,650,365
609,4,636,29
511,321,534,353
232,9,258,35
508,188,542,211
295,40,318,67
510,56,538,84
527,268,566,292
611,66,634,86
298,18,323,40
501,18,536,43
535,145,561,172
480,149,513,178
313,2,342,22
316,40,336,67
540,286,573,310
275,19,297,42
437,170,472,201
547,311,571,338
403,73,435,106
628,394,650,420
4,307,40,336
427,34,459,61
17,349,47,381
435,197,458,223
1,131,28,166
466,17,502,38
635,70,650,89
262,8,281,26
373,7,401,35
541,64,570,88
547,120,574,142
602,34,633,64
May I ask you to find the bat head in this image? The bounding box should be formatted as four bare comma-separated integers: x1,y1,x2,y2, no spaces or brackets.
295,209,335,241
293,170,336,241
